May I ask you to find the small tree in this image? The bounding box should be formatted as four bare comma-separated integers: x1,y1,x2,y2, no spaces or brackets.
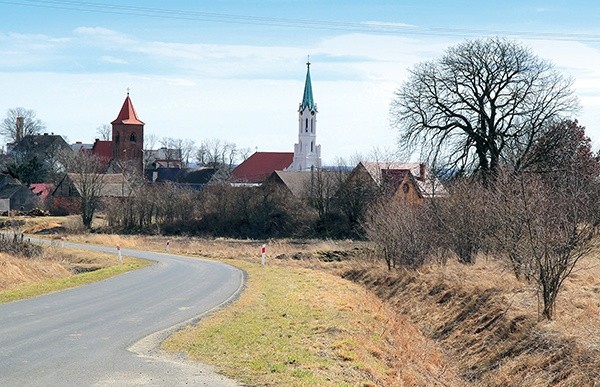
496,173,598,320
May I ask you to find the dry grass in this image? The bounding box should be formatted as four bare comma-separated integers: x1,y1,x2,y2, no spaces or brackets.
0,251,70,289
344,255,600,386
0,240,149,303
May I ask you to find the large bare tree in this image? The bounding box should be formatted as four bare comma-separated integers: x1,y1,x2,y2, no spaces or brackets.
390,37,578,183
1,107,46,143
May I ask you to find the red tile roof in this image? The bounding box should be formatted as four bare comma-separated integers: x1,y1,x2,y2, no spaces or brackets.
111,95,144,125
231,152,293,183
92,140,113,161
30,183,53,202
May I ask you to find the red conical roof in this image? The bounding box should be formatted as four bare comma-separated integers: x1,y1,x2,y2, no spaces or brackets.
111,95,144,125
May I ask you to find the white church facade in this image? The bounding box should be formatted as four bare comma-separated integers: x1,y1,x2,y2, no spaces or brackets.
288,60,322,171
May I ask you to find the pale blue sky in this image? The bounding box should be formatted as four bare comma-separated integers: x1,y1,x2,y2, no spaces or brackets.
1,1,600,163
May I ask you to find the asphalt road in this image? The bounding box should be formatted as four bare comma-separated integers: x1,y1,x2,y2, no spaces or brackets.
0,240,245,386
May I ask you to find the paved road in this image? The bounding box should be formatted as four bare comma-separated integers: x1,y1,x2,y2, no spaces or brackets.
0,240,245,386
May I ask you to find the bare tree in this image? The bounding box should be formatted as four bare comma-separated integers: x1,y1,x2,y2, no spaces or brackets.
238,147,252,162
144,133,159,167
491,171,599,320
390,37,578,184
96,124,111,141
196,138,238,169
1,107,46,142
171,138,195,168
62,152,107,229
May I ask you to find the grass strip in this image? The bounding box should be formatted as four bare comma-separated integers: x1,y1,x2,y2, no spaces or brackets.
0,258,150,304
163,260,394,386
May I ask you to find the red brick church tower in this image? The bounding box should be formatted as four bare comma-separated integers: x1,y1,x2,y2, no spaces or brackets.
111,92,144,174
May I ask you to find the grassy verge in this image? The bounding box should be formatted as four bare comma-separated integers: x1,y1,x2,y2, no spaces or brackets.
163,259,456,386
0,253,150,304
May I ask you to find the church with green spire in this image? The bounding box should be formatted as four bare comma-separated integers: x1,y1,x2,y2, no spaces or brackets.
289,59,322,171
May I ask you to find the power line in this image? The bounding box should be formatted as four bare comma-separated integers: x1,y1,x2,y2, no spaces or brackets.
2,0,600,42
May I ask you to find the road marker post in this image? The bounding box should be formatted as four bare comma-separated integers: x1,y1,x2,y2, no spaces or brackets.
261,244,266,266
117,244,122,265
166,239,170,253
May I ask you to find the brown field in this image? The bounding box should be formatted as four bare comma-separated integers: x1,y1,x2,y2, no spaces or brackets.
3,215,599,385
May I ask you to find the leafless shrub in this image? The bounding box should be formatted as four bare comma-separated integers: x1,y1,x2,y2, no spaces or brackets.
428,178,490,264
489,170,599,320
364,200,433,270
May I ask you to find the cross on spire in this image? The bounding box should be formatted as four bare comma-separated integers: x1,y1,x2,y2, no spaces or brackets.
126,87,130,96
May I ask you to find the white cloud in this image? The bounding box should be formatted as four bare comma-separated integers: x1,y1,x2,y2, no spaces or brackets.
101,55,128,65
73,26,135,45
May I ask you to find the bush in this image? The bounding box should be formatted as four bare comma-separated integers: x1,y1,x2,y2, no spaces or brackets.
0,232,43,258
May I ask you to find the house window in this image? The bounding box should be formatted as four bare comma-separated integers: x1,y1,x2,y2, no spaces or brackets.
130,133,136,143
402,183,409,194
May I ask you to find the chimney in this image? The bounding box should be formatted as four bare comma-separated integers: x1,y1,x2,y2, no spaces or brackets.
419,163,426,181
15,117,24,142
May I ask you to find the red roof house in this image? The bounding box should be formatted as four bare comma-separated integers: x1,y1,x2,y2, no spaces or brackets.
231,152,293,184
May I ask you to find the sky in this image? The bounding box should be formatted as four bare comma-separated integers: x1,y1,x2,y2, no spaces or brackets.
2,0,600,165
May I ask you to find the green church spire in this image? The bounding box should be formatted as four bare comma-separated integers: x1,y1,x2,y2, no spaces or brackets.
300,59,316,112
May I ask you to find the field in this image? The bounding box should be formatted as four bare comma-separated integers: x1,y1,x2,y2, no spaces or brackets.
2,215,599,385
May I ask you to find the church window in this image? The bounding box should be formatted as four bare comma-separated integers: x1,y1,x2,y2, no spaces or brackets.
311,118,314,133
311,141,314,152
305,118,308,132
130,133,136,143
115,133,120,145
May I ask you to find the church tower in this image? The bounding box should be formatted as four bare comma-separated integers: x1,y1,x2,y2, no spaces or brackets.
111,92,144,174
289,60,321,171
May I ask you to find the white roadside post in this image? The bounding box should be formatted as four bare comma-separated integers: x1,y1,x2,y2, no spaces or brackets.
166,239,170,253
117,244,122,265
261,244,266,266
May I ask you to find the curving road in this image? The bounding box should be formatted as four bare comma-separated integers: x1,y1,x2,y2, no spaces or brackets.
0,240,245,386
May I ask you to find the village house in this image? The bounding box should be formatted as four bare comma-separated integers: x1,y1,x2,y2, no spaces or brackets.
0,173,38,212
347,161,445,204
